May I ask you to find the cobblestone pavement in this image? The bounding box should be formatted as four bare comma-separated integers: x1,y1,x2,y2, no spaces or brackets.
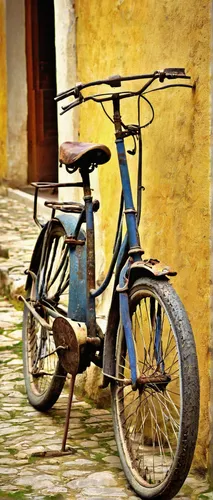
0,193,210,499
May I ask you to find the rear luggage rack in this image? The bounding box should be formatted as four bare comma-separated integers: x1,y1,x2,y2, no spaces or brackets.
31,181,84,228
44,201,84,214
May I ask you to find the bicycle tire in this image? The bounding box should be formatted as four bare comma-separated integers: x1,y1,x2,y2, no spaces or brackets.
111,277,199,500
22,221,68,411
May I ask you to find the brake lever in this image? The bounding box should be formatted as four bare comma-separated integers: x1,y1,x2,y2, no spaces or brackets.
60,96,84,115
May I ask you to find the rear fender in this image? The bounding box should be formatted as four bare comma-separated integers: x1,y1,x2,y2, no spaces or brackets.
25,223,48,291
26,215,87,323
55,214,87,322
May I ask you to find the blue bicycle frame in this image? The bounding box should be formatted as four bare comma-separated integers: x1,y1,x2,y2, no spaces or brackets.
27,95,173,390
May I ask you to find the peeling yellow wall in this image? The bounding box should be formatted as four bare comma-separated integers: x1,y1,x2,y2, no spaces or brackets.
76,0,211,468
0,0,7,182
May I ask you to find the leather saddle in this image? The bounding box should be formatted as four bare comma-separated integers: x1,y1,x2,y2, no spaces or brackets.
59,141,111,168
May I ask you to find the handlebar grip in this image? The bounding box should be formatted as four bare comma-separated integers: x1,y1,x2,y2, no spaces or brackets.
163,68,189,78
55,84,83,102
55,89,75,102
164,67,185,74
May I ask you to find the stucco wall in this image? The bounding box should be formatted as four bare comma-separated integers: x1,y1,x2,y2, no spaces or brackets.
75,0,211,469
5,0,28,186
0,0,7,183
54,0,81,199
54,0,106,283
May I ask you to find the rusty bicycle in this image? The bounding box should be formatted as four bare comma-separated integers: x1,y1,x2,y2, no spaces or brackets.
21,68,199,500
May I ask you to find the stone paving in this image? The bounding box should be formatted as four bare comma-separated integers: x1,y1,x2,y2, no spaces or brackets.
0,192,211,499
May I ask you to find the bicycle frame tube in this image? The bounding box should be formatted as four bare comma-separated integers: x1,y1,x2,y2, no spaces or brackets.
116,140,141,258
80,167,96,337
113,97,143,261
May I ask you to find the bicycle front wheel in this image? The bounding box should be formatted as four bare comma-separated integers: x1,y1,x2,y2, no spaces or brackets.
111,277,199,500
22,221,69,411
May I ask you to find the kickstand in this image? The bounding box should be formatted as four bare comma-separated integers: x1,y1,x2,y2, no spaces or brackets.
31,316,80,458
32,374,77,458
61,373,76,452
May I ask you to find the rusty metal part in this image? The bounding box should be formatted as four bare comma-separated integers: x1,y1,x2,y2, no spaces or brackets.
101,372,171,388
117,257,177,293
32,374,77,457
86,224,96,337
137,373,171,385
64,237,85,246
31,181,84,189
32,361,78,458
86,336,101,346
52,317,79,375
61,374,76,452
31,336,78,458
113,97,123,137
79,166,97,338
39,345,69,360
131,258,177,277
20,297,89,353
59,141,111,166
32,181,84,228
44,201,84,214
31,448,76,458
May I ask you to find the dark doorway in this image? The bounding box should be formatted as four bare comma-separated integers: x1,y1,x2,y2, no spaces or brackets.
26,0,58,183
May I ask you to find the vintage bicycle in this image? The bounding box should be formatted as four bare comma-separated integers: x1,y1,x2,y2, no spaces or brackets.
21,68,199,500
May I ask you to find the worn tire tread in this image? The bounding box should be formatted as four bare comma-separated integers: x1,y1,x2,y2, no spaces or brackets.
111,277,199,500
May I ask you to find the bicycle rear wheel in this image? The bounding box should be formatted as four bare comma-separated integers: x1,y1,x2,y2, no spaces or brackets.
22,221,69,411
111,277,199,500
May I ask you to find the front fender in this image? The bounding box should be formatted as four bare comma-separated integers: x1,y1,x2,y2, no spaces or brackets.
128,258,176,288
102,257,176,385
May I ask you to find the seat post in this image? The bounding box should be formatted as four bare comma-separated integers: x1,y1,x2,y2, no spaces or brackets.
80,166,96,337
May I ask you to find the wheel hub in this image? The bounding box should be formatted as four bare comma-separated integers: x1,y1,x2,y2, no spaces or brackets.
136,372,171,392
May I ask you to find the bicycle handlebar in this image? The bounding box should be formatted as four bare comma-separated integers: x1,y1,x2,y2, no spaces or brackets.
55,68,189,101
55,68,191,115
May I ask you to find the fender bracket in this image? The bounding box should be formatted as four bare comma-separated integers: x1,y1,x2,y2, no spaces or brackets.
117,258,176,292
131,258,177,277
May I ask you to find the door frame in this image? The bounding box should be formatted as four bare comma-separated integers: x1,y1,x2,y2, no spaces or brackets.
25,0,58,183
25,0,37,182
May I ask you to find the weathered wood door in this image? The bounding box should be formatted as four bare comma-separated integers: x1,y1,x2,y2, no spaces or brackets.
26,0,58,183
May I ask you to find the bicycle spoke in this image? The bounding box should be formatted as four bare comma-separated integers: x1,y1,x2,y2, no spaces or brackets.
111,279,196,492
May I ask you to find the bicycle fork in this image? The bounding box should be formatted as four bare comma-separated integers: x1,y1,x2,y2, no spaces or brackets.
113,96,144,388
